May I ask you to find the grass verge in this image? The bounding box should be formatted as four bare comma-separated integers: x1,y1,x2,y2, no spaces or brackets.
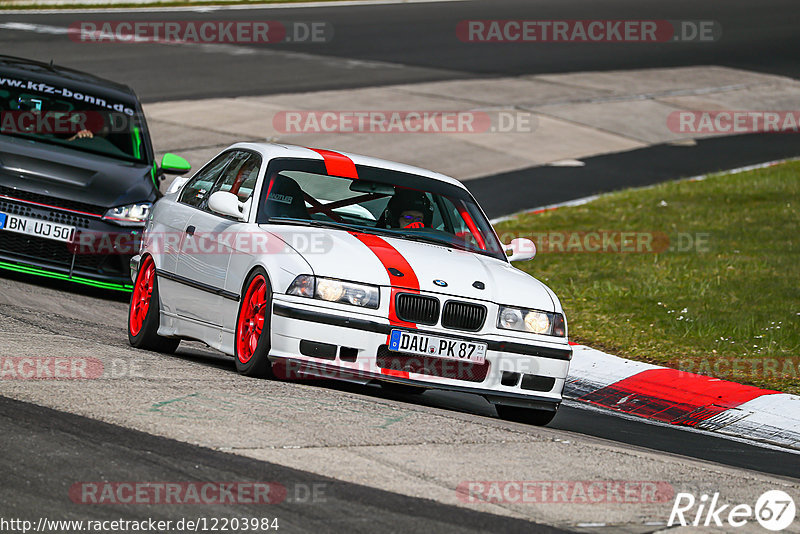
496,161,800,394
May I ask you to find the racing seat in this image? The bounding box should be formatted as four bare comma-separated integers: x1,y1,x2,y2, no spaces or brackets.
266,174,310,220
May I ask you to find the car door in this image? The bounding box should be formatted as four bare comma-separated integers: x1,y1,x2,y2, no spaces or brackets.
163,150,236,317
174,150,262,326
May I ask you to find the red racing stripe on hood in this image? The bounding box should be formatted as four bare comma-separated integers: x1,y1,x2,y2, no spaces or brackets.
350,232,419,329
308,148,359,179
350,233,419,289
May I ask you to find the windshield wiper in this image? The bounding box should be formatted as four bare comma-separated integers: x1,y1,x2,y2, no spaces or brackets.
354,227,462,250
266,218,493,256
266,218,363,232
391,232,468,250
380,230,503,258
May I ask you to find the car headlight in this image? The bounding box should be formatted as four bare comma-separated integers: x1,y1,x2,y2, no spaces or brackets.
103,202,152,227
498,305,566,337
287,275,379,309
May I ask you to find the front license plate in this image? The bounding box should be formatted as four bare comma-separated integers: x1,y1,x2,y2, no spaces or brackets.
0,212,75,243
389,330,487,364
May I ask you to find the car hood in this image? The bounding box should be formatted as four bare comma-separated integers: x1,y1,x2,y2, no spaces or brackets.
0,135,155,210
264,226,556,312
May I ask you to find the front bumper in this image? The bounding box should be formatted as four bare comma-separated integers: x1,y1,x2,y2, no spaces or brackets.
270,296,572,410
0,257,134,292
0,198,141,291
130,254,141,282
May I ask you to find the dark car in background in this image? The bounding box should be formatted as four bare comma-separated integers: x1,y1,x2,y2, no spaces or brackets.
0,55,189,291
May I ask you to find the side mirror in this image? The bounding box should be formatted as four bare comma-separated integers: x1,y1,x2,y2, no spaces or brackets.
208,191,246,221
505,238,536,262
160,153,191,175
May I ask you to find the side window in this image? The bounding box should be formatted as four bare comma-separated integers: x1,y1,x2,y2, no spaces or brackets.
178,151,235,207
207,151,262,205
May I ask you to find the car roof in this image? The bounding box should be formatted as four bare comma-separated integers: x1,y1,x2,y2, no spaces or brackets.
230,142,469,191
0,54,140,106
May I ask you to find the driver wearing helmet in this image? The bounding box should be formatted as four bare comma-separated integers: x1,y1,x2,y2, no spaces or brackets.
383,189,434,229
13,96,93,141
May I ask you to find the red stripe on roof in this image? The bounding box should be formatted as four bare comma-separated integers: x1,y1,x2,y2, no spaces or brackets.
308,148,359,179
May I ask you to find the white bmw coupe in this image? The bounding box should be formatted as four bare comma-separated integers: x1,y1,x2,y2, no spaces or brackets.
128,143,572,425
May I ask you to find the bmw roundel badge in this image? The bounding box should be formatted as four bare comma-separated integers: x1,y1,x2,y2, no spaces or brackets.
433,279,448,287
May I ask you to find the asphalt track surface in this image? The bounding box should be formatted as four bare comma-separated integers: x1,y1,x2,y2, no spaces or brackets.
0,0,798,102
0,271,798,533
1,0,800,530
0,395,567,534
2,269,799,467
470,132,800,219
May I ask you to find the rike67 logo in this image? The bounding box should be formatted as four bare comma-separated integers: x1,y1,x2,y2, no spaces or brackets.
669,490,796,531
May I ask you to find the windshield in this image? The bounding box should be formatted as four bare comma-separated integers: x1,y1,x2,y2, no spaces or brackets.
0,77,146,163
257,158,506,261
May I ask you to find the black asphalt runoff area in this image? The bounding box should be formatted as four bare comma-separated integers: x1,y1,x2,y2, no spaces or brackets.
551,404,800,481
0,0,799,528
468,132,800,218
0,396,569,533
1,383,798,530
325,382,800,481
0,0,798,101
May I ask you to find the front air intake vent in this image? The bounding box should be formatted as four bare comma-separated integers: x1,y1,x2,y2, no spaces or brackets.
441,301,487,331
395,293,439,325
0,186,104,216
376,345,489,383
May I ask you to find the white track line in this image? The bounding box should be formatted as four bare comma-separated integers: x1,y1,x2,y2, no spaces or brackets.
490,156,800,224
0,0,466,15
0,21,407,69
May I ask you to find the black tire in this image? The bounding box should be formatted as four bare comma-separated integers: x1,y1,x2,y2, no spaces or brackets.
128,256,180,354
234,268,274,378
496,404,558,426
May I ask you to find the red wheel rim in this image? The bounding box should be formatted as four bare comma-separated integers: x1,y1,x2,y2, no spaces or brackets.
129,257,155,337
237,275,267,364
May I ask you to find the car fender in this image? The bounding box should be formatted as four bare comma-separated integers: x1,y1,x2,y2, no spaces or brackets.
224,229,314,303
